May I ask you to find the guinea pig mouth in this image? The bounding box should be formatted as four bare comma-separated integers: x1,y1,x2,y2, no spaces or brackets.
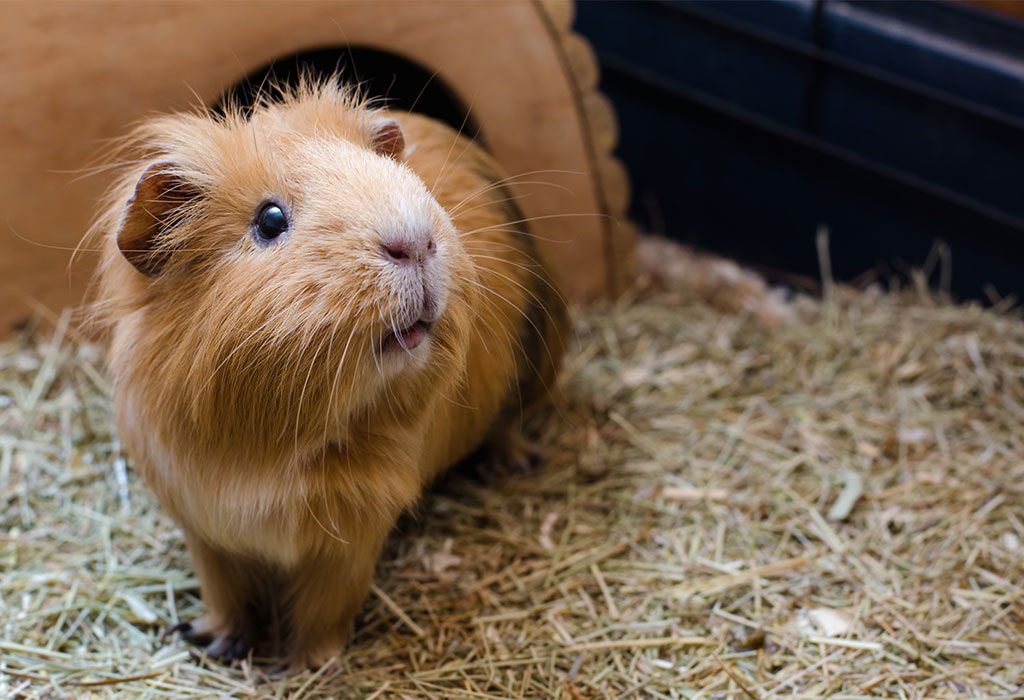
383,320,432,352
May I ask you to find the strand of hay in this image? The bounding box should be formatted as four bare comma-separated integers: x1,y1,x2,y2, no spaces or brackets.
1,279,1022,697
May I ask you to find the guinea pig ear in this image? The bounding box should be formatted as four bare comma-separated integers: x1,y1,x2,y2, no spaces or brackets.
370,118,405,159
116,161,199,276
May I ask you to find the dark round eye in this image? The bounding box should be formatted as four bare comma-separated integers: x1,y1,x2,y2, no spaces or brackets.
254,202,288,243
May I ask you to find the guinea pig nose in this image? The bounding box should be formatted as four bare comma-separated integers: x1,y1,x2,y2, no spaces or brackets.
380,231,436,266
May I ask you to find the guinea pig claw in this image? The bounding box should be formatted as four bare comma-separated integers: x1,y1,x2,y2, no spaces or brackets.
206,632,252,662
227,635,252,661
170,620,214,647
170,620,193,635
166,621,192,640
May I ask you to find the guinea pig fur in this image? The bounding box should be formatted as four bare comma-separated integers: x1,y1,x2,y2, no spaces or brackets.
89,80,568,670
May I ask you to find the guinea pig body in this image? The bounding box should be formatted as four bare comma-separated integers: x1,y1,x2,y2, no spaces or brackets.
92,82,567,669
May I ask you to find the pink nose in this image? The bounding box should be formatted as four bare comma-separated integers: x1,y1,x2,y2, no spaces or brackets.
381,232,436,266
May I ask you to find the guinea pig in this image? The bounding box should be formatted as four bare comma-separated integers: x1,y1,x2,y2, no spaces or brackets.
89,79,568,670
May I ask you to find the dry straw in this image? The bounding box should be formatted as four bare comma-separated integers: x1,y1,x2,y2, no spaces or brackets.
1,279,1023,698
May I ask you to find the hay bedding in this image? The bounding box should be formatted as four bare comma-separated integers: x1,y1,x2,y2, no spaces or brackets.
1,281,1023,698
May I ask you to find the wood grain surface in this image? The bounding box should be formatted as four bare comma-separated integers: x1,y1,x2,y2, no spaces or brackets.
0,0,633,336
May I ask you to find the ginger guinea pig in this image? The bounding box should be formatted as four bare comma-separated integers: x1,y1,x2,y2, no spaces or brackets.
90,81,567,670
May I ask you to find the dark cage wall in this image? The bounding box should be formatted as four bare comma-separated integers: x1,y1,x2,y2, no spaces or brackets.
576,0,1024,300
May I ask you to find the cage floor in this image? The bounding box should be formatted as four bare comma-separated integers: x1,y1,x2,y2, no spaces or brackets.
1,282,1022,698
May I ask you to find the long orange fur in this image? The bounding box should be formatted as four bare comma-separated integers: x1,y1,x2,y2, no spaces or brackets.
90,80,567,669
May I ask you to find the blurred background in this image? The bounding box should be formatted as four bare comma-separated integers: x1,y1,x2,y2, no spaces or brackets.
577,0,1024,301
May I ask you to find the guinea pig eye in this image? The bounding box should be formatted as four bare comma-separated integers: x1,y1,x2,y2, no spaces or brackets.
253,202,289,243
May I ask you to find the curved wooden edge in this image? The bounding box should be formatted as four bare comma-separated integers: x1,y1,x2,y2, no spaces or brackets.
0,0,627,338
533,0,636,298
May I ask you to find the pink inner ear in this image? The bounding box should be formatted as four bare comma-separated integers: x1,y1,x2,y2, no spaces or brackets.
116,161,196,277
371,120,405,159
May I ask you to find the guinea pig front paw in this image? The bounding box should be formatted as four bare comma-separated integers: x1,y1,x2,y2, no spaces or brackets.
170,619,213,647
172,617,252,663
204,631,252,662
263,650,335,677
277,630,350,675
281,648,339,675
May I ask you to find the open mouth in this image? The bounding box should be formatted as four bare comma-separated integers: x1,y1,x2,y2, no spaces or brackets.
384,320,432,352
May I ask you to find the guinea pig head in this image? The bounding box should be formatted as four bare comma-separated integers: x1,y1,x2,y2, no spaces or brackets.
100,87,476,461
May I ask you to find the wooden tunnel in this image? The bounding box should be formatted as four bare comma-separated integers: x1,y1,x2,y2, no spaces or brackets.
0,0,633,336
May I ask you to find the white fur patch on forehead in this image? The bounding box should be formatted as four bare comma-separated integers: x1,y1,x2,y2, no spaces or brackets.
290,136,438,232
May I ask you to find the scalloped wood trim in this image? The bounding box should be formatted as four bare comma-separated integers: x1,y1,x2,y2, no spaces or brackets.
532,0,636,297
